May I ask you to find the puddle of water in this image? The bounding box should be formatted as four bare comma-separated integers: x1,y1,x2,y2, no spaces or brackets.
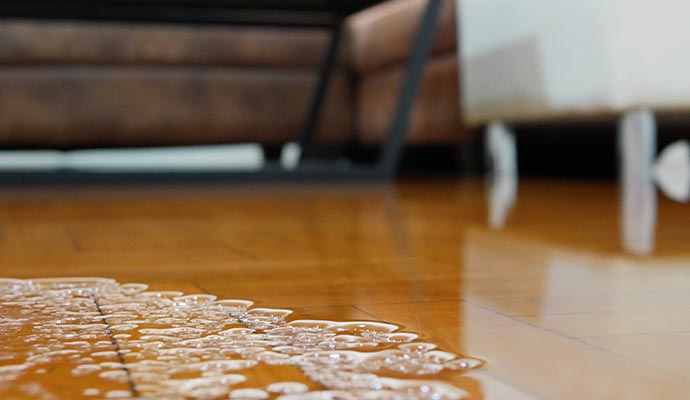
0,277,485,399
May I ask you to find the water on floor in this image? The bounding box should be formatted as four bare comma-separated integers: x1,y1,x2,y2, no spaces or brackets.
0,277,484,399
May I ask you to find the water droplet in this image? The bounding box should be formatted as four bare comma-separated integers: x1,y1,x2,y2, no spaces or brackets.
173,294,217,305
91,351,118,358
110,324,138,332
384,332,418,343
83,388,100,396
230,388,269,399
105,389,132,398
331,321,399,334
267,382,309,394
444,358,483,370
287,320,335,331
99,370,129,383
118,283,148,295
399,342,437,353
72,364,101,376
216,299,254,311
247,308,293,318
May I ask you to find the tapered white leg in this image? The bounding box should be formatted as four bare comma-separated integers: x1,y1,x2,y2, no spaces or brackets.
619,109,657,255
485,121,517,229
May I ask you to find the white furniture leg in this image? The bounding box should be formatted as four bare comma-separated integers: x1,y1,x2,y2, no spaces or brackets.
618,109,657,255
486,121,517,229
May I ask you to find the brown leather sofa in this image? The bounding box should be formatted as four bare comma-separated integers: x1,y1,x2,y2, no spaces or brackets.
0,0,470,150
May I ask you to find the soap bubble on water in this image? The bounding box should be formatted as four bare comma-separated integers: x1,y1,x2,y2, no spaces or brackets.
266,381,310,394
230,388,270,399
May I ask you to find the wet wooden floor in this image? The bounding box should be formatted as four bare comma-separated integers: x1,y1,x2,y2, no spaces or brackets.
1,178,690,399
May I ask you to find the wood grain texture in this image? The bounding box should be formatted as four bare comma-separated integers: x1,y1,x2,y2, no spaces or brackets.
1,178,689,399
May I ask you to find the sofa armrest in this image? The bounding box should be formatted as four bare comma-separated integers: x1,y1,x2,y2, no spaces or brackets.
344,0,456,74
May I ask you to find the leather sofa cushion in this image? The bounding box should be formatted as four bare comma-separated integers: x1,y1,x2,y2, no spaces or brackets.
0,67,352,146
0,21,328,67
357,54,471,144
345,0,457,73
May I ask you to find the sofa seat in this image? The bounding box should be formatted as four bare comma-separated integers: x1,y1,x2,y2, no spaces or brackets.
0,21,328,67
0,67,352,147
0,21,352,147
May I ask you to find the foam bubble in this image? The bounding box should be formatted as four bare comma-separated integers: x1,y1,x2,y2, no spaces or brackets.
216,299,254,311
444,358,484,370
82,388,100,396
72,364,101,376
230,388,270,399
105,389,132,398
99,370,129,383
331,321,399,334
399,342,437,353
118,283,149,295
267,382,309,394
174,294,218,305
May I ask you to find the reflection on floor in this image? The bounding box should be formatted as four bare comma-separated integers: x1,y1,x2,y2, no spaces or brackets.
0,178,689,399
485,111,690,255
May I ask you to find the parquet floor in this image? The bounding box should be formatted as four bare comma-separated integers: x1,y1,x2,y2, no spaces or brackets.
1,178,690,399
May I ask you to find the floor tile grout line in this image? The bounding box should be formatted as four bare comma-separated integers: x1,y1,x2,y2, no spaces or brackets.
350,302,541,397
461,298,690,384
194,283,211,295
469,370,546,400
189,282,211,295
478,302,690,339
351,304,381,320
91,292,139,398
513,307,690,318
175,222,260,261
63,228,84,253
579,328,690,339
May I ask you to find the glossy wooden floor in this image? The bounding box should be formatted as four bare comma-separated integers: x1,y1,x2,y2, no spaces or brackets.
2,178,690,399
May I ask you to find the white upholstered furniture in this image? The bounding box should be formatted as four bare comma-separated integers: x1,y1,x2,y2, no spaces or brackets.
457,0,690,125
457,0,690,254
